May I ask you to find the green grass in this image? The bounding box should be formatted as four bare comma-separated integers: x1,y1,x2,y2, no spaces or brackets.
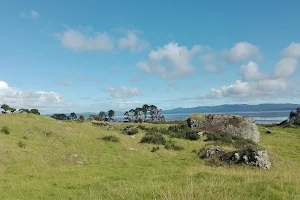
0,114,300,199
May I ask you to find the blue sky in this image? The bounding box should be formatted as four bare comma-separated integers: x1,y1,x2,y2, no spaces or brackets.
1,0,300,114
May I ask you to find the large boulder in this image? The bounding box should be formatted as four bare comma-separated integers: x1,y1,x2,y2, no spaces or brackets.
187,114,260,142
199,147,271,169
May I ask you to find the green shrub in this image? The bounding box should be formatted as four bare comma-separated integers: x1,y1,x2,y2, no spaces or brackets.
141,133,166,145
1,126,10,135
233,136,256,148
205,132,233,144
151,146,160,152
163,123,200,141
294,116,300,125
17,141,26,148
102,135,120,142
122,127,139,135
164,140,184,151
137,125,146,130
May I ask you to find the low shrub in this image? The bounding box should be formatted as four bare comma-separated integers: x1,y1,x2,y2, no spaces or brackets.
1,126,10,135
122,127,139,135
164,140,184,151
102,135,120,142
162,123,200,141
17,141,26,148
205,132,233,144
141,133,166,145
137,125,146,130
151,146,160,152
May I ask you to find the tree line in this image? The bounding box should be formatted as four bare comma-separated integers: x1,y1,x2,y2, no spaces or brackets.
1,104,40,115
124,104,165,123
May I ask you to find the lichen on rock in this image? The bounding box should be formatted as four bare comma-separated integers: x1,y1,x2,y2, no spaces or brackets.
187,114,260,142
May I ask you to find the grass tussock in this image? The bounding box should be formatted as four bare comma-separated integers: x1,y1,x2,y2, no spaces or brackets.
1,126,10,135
102,135,120,142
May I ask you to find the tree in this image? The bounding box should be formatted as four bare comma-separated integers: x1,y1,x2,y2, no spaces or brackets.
70,112,77,120
99,111,106,120
124,111,130,122
142,104,150,120
296,107,300,115
19,108,30,113
290,111,299,119
79,116,85,121
51,114,69,120
30,109,40,115
1,104,10,112
108,110,115,121
9,108,16,113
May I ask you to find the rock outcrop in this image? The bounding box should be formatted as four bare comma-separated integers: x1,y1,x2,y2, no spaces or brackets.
199,147,271,169
187,114,260,142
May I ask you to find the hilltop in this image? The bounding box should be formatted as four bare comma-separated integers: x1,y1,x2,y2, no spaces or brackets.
0,114,300,199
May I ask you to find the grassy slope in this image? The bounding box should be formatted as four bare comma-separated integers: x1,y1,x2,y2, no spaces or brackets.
0,114,300,200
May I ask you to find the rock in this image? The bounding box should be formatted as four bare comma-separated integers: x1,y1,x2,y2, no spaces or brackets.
197,132,204,138
126,148,137,151
187,114,260,142
266,130,272,134
199,147,271,169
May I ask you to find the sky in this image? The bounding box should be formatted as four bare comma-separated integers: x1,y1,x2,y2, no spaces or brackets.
0,0,300,114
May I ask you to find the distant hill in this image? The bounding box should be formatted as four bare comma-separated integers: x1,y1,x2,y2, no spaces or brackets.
163,103,300,114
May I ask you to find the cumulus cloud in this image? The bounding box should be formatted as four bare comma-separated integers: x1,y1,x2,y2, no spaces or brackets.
203,79,289,100
275,57,298,78
111,100,143,110
225,42,262,64
109,86,142,98
137,42,200,79
56,28,114,52
282,43,300,58
20,10,39,19
118,31,149,53
0,81,71,113
239,61,266,81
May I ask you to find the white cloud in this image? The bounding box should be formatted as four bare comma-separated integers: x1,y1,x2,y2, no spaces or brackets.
111,100,143,110
118,31,149,53
275,57,298,78
57,28,114,52
109,86,142,98
239,61,266,81
137,42,200,79
203,79,289,100
226,42,262,63
0,81,71,113
282,43,300,58
20,10,39,19
257,79,287,92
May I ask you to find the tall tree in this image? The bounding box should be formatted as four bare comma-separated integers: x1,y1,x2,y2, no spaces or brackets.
70,112,77,120
142,104,149,120
296,107,300,115
9,108,16,113
30,109,40,115
108,110,115,121
79,116,85,121
1,104,10,112
99,111,106,120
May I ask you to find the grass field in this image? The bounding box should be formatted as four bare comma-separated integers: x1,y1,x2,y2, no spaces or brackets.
1,114,300,199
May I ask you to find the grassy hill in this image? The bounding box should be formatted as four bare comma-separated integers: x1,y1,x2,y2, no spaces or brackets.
0,114,300,199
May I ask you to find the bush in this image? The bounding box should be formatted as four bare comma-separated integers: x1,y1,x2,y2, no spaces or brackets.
17,141,26,148
205,132,233,144
102,135,120,142
141,133,166,145
163,123,200,141
164,140,184,151
294,116,300,125
1,126,10,135
137,125,146,130
151,146,160,152
122,127,139,135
